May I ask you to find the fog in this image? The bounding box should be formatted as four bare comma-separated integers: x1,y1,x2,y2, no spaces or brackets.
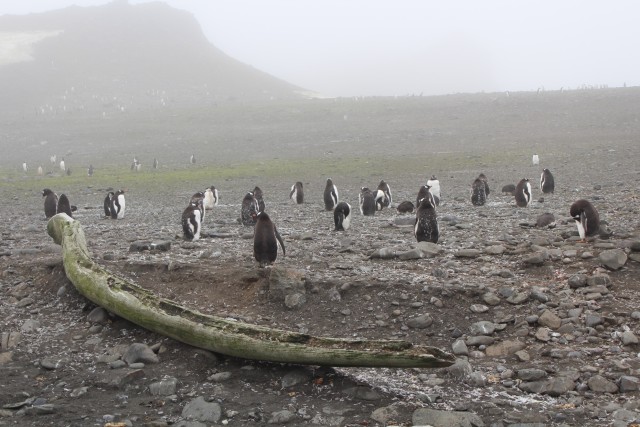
3,0,640,97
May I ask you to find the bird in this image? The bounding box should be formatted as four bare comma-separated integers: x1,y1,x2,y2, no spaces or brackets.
396,201,415,214
471,178,487,206
131,160,141,172
515,178,532,207
50,154,57,168
110,190,126,219
532,153,540,165
88,164,94,177
43,189,58,219
415,196,439,243
540,168,555,194
478,173,490,196
416,185,435,207
103,192,114,217
253,186,265,212
501,184,516,195
57,194,73,217
241,192,259,226
323,178,339,211
203,186,219,210
333,202,352,231
253,211,285,267
153,158,159,169
426,175,440,206
59,158,66,173
37,166,43,176
22,162,28,173
191,191,206,221
375,180,392,210
570,199,600,242
182,199,204,241
190,154,196,164
290,181,304,204
359,187,376,216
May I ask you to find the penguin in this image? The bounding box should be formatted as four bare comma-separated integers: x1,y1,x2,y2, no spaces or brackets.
131,160,141,172
478,173,490,196
333,201,352,231
416,185,435,207
153,157,159,169
536,212,556,228
426,175,441,206
323,178,339,211
103,192,114,217
374,180,392,210
540,168,555,194
191,191,206,221
396,201,415,214
182,199,204,241
414,196,439,243
88,164,94,177
22,162,28,173
570,199,600,242
190,154,196,164
37,166,43,176
289,181,304,204
514,178,532,207
253,211,285,266
359,187,376,216
203,186,219,210
66,167,72,176
253,186,265,213
501,184,516,195
43,189,58,219
110,190,126,219
57,193,73,217
471,178,487,206
50,154,57,167
532,153,540,165
241,192,259,226
59,158,66,173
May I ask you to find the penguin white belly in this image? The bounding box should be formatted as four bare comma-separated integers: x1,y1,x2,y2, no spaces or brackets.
342,212,351,230
332,185,339,205
575,221,586,240
192,212,202,240
117,195,126,219
290,187,297,202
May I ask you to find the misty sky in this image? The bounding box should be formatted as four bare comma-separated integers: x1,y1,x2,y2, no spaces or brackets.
2,0,639,97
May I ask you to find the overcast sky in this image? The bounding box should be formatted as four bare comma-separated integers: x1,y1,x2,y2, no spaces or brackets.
2,0,639,97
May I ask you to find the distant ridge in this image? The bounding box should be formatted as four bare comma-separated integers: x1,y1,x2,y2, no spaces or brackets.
0,1,307,116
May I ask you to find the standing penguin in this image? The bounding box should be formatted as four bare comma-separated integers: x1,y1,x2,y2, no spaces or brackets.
43,189,58,219
426,175,441,206
182,199,204,241
253,186,265,213
153,158,159,169
190,154,196,164
37,166,43,176
570,199,600,242
359,187,376,216
514,178,532,207
323,178,339,211
375,180,392,210
59,158,66,173
57,194,73,217
333,202,352,231
415,196,439,243
471,178,487,206
290,181,304,204
203,186,219,210
241,192,259,226
88,164,94,177
478,173,490,196
103,192,114,217
532,153,540,165
253,211,285,266
22,162,28,173
540,168,555,194
110,190,126,219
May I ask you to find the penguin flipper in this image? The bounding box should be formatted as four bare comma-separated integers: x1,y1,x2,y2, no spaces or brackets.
275,227,285,256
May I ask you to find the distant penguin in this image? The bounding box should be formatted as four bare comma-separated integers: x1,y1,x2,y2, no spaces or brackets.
532,153,540,165
253,211,285,266
191,191,206,221
203,186,219,210
43,189,58,219
359,187,376,216
514,178,532,207
66,167,72,176
182,199,203,241
333,202,352,231
570,199,600,241
22,161,28,173
59,158,66,172
110,190,126,219
190,154,196,164
153,157,159,169
290,181,304,204
253,186,265,212
416,185,434,207
103,192,114,217
540,168,555,194
323,178,339,211
50,154,57,167
426,175,441,206
478,173,490,196
241,192,259,226
396,201,415,214
57,193,73,217
375,180,392,210
501,184,516,195
88,164,94,177
471,178,487,206
37,166,43,176
414,196,439,243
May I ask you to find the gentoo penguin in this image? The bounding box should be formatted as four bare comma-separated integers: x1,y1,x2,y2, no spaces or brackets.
110,190,126,219
290,181,304,204
570,199,600,242
241,192,259,226
471,178,487,206
359,187,376,216
501,184,516,195
478,173,490,196
182,199,204,241
103,192,114,217
190,154,196,164
540,168,555,194
416,185,434,207
333,202,352,231
396,201,415,214
375,180,392,210
415,196,439,243
203,186,219,210
514,178,532,207
37,166,43,176
50,154,57,167
57,194,73,217
532,153,540,165
253,186,265,213
66,167,72,176
323,178,339,211
59,158,66,173
153,158,159,169
88,164,94,177
191,191,206,221
253,211,285,266
22,162,28,173
43,189,58,219
426,175,441,206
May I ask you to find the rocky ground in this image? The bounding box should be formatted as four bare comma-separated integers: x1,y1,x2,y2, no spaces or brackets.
1,92,640,426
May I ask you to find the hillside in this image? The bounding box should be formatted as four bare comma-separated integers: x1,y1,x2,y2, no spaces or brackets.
0,1,306,117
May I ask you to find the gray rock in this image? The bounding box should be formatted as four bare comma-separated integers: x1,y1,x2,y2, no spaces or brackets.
268,267,306,301
399,249,423,260
282,368,313,388
415,241,442,256
466,336,495,346
585,314,603,327
469,304,489,313
538,309,562,329
517,368,547,381
467,371,487,387
445,359,473,378
524,252,547,265
469,321,496,335
587,274,611,286
268,410,295,424
181,397,221,423
568,274,588,289
482,292,501,306
485,340,526,356
506,291,530,305
455,249,481,258
20,319,41,333
588,375,619,393
40,357,67,370
207,372,232,382
620,331,639,345
70,386,88,398
451,339,469,356
369,247,397,259
371,405,401,425
284,292,306,309
412,408,485,427
343,386,382,401
406,314,433,329
149,377,178,396
535,327,551,342
122,343,159,364
599,249,627,270
519,376,575,396
630,241,640,252
87,307,109,324
618,376,640,392
484,245,505,255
